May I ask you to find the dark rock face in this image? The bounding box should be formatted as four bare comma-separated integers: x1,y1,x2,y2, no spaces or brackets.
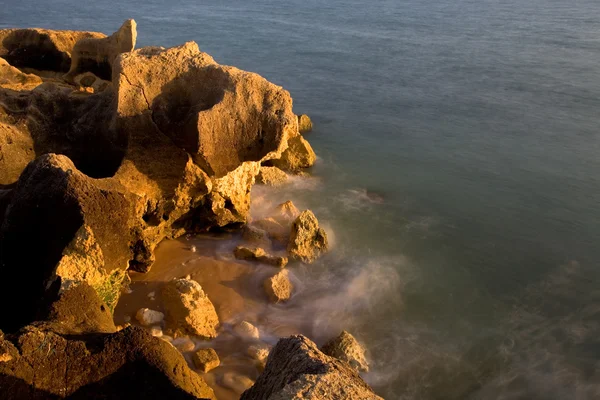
0,326,215,399
0,28,106,72
0,154,142,332
240,335,382,400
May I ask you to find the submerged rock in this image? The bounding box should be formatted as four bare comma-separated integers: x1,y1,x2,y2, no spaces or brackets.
222,372,255,394
298,114,313,133
287,210,329,263
66,19,137,81
193,348,220,373
0,325,215,399
136,308,165,327
233,321,260,340
322,330,369,373
162,278,220,339
247,343,271,369
263,269,294,303
256,166,288,186
241,335,381,400
234,246,288,267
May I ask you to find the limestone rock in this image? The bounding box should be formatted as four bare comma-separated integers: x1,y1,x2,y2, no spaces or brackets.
241,335,381,400
322,331,369,372
287,210,328,264
162,278,220,339
66,19,137,81
0,325,215,399
298,114,313,133
272,135,316,172
274,200,300,223
234,246,288,267
172,337,196,352
257,166,288,186
0,57,42,91
263,270,293,303
0,28,105,72
233,321,260,340
193,348,220,373
0,154,142,331
136,308,165,327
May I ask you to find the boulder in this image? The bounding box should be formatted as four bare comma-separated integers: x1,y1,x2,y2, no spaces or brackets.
287,210,328,264
172,337,196,352
321,331,369,373
0,325,215,399
247,343,270,369
297,114,313,133
233,321,260,340
240,335,381,400
271,135,316,172
273,200,300,223
0,154,142,332
162,278,220,339
193,348,220,373
0,28,105,72
263,270,293,303
136,308,165,326
253,217,289,243
234,246,288,267
66,19,137,81
256,166,288,186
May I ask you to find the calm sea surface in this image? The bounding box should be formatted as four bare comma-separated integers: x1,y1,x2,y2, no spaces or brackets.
4,1,600,398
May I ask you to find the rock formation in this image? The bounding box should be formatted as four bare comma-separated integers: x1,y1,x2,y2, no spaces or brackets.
256,166,288,186
322,330,369,373
263,269,294,303
65,19,137,81
297,114,313,133
241,335,381,400
234,245,288,267
161,278,220,339
271,135,316,172
287,210,329,263
233,321,261,340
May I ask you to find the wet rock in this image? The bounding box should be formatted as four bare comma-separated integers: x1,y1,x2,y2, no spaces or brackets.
242,225,271,247
273,200,300,223
272,135,316,172
263,269,294,303
136,308,165,326
222,372,255,394
234,246,288,267
322,330,369,373
172,337,196,352
287,210,328,263
193,348,220,373
241,335,381,400
66,19,137,81
0,154,142,331
254,217,289,243
162,278,220,339
0,325,215,399
150,326,163,337
247,343,270,369
256,166,288,186
298,114,313,133
233,321,260,340
0,28,105,72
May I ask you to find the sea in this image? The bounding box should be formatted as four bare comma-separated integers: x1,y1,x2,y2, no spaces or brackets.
3,0,600,398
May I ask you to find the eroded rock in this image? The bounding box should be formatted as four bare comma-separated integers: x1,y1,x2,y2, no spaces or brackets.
241,335,381,400
287,210,328,263
273,200,300,223
263,270,293,303
256,166,288,186
272,135,316,172
136,308,165,326
234,246,288,267
193,348,220,373
298,114,313,133
322,330,369,373
233,321,260,340
162,278,220,339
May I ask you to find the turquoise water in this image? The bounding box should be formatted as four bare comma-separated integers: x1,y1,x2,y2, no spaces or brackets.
4,1,600,398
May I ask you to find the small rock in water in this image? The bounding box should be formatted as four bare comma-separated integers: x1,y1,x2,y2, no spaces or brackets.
172,337,195,352
264,269,293,303
233,321,260,340
193,348,220,373
234,245,288,267
242,225,271,247
287,210,328,264
135,308,164,326
149,326,163,338
274,200,301,223
321,330,369,373
147,291,156,300
190,245,197,252
297,114,313,133
247,343,271,369
221,372,255,393
123,315,131,323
